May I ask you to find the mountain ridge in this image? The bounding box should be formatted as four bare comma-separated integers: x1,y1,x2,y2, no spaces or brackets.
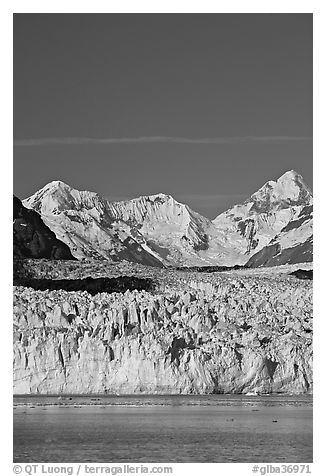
22,170,313,267
212,169,312,258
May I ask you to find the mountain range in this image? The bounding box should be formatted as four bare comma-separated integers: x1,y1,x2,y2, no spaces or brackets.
18,170,313,268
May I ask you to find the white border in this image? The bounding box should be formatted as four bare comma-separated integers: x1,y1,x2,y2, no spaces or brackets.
4,2,324,474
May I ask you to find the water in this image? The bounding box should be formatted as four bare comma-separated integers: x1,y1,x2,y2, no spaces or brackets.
13,395,312,463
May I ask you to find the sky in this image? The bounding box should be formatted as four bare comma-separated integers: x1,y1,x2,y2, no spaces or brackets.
13,13,312,218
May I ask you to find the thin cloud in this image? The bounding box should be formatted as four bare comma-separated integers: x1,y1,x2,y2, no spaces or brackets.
13,136,312,147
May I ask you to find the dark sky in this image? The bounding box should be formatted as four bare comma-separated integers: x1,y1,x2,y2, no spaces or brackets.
13,13,312,218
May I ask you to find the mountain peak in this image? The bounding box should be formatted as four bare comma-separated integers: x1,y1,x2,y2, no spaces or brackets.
279,169,300,178
277,169,306,185
139,193,174,201
24,180,106,217
247,170,312,213
283,168,297,175
42,180,72,191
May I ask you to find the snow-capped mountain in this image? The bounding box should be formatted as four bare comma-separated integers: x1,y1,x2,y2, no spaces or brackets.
23,182,240,266
106,194,215,264
213,170,313,260
22,170,313,267
23,181,164,267
246,205,313,267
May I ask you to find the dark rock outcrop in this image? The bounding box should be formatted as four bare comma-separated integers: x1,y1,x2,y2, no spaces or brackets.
13,195,75,260
13,276,155,295
289,269,313,280
176,265,246,273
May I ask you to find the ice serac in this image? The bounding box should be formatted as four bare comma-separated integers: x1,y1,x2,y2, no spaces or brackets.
212,170,313,263
23,181,164,267
13,195,75,260
246,205,313,267
13,274,312,394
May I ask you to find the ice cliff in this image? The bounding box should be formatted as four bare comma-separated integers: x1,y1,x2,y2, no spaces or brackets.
13,273,312,395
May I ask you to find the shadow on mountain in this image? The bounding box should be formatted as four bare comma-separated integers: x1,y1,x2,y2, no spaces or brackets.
13,276,155,295
289,269,313,280
13,195,75,260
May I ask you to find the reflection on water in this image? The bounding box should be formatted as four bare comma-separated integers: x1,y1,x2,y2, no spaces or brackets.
13,395,312,463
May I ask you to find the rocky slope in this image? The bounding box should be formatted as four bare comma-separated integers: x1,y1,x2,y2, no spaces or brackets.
13,196,75,260
107,194,252,266
13,270,312,394
247,205,313,267
213,170,313,261
23,182,163,267
107,194,212,263
22,170,313,267
23,182,239,266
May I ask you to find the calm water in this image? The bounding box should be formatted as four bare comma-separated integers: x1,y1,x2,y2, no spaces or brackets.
13,395,312,463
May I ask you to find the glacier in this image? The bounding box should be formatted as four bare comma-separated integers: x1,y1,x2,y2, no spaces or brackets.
13,267,312,395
